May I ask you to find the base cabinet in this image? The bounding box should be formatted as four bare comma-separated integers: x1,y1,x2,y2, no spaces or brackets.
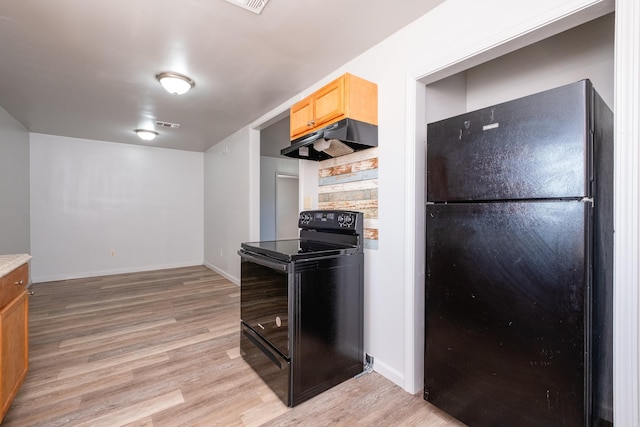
0,261,29,423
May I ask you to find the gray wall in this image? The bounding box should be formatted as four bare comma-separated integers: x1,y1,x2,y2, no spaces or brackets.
260,156,298,241
260,115,299,241
426,13,614,125
466,13,614,111
260,116,290,157
0,106,30,255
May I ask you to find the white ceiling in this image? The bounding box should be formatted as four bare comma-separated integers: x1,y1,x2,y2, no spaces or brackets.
0,0,444,152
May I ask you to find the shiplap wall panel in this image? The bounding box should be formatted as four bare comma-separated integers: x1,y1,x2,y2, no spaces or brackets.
318,147,379,249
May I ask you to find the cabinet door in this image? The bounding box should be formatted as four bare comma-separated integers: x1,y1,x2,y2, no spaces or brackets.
313,77,344,128
0,292,28,422
290,97,314,139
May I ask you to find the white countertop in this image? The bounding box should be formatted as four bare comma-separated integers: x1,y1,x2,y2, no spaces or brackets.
0,254,31,279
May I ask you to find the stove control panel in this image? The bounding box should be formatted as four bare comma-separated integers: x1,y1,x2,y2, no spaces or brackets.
298,210,362,231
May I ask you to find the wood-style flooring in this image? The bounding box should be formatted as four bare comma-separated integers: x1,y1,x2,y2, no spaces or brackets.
4,266,462,426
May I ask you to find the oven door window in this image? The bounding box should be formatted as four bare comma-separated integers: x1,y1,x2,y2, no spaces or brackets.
240,254,290,357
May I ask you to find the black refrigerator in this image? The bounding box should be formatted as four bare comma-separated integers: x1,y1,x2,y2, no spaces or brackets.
424,80,613,426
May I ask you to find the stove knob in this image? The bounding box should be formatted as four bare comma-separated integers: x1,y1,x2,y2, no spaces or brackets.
346,215,353,225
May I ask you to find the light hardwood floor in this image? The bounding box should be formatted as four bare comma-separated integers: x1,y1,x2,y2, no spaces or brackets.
4,266,462,426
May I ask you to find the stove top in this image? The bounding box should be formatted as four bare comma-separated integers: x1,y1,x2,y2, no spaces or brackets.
240,210,364,262
241,238,358,262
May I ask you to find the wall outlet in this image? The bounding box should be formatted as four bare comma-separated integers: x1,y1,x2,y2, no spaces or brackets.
110,250,116,257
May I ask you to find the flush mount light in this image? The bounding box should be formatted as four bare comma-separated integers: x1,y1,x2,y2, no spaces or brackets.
156,71,195,95
134,129,159,141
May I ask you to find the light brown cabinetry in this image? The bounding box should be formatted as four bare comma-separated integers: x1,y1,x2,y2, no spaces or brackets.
0,263,29,423
290,73,378,140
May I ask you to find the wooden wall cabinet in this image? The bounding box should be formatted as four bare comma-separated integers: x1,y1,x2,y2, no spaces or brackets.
0,263,29,423
290,73,378,140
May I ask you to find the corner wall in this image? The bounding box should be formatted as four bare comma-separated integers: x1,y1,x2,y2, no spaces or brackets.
203,128,255,284
0,106,30,255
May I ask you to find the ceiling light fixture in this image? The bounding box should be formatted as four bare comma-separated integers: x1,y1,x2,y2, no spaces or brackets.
135,129,159,141
156,71,195,95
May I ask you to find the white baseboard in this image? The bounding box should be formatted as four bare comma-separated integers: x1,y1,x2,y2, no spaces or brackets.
31,261,204,283
203,262,240,285
370,357,405,390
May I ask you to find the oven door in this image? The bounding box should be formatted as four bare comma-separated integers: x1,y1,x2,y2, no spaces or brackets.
239,249,291,358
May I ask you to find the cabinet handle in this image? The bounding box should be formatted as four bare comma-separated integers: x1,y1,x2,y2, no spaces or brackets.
27,290,34,296
306,120,315,127
14,280,24,286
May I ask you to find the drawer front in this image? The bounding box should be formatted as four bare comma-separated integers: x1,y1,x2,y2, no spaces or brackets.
0,264,28,309
241,322,290,406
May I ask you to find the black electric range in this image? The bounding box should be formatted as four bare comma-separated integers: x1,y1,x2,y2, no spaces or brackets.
238,210,364,406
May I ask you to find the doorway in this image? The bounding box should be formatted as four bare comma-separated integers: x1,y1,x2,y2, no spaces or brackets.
275,174,299,239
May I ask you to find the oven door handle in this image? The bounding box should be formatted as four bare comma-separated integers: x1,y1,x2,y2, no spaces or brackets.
238,250,290,273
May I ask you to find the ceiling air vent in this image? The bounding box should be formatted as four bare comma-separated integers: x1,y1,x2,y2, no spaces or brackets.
155,120,181,129
224,0,269,14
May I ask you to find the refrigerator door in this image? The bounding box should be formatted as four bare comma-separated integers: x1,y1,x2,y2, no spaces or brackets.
427,80,591,202
424,200,590,427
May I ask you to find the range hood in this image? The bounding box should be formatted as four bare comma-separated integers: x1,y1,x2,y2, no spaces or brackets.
281,118,378,161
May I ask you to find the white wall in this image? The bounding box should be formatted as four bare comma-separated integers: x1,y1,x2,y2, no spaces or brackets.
202,0,626,398
0,106,30,255
203,128,255,284
30,133,204,282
